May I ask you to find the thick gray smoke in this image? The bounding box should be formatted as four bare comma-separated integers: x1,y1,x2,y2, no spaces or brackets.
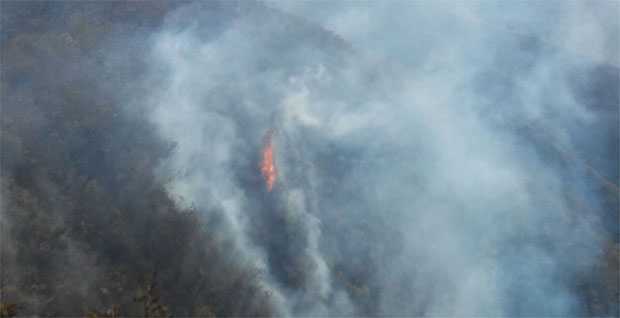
139,2,618,316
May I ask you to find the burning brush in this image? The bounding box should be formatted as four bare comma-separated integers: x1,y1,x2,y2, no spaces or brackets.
261,131,276,191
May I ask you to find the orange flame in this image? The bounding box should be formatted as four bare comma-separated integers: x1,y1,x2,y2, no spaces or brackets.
261,132,276,191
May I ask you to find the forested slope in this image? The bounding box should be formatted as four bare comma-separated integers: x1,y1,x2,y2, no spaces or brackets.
1,2,272,316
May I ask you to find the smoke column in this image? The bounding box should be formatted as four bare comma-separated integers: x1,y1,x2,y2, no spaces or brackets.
141,2,618,316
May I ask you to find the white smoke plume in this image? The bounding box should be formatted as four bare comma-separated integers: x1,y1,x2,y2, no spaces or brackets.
139,2,618,316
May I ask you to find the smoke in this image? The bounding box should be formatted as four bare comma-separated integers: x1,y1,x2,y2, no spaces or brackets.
138,1,618,316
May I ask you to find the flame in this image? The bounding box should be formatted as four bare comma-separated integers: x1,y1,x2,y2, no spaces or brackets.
261,131,276,191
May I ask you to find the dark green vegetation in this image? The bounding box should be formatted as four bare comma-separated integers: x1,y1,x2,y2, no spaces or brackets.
1,2,271,316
